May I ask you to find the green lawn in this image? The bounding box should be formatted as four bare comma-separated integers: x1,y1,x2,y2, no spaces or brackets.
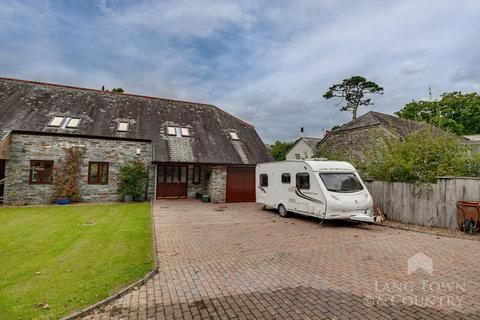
0,202,153,320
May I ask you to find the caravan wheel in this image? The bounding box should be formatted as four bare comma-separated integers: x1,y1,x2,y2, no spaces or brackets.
278,204,288,218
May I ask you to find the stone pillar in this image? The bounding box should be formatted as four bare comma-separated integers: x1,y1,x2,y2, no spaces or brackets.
208,165,227,203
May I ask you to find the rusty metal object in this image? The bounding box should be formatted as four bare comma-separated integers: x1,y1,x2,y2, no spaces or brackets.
456,201,480,233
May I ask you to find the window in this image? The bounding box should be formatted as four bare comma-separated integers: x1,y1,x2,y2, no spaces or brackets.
66,118,81,128
229,132,239,140
295,153,301,160
117,122,129,132
157,166,187,184
281,173,291,184
172,167,179,183
49,116,65,127
319,173,364,193
181,127,190,137
88,162,109,184
180,166,187,183
167,126,176,136
260,174,268,187
193,166,201,184
296,173,310,190
29,160,54,184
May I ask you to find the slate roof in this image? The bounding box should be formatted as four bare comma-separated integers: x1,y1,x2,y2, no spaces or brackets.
291,137,322,151
0,77,273,164
332,111,429,138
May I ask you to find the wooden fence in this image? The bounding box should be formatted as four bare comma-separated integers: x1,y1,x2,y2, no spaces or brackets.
364,177,480,229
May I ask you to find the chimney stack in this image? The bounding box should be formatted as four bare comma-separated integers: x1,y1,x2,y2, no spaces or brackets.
300,127,304,137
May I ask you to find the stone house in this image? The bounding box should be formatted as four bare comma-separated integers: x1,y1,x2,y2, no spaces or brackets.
317,111,431,159
285,137,322,160
0,77,272,205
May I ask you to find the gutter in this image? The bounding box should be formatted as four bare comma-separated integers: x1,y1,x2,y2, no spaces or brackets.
11,130,152,143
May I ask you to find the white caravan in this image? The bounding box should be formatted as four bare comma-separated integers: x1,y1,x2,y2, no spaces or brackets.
256,159,374,223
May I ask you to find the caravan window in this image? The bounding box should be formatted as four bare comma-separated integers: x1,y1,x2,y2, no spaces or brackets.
260,174,268,187
319,173,363,193
296,173,310,189
281,173,291,184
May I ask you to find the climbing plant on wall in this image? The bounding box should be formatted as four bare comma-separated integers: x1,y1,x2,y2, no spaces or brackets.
52,147,85,202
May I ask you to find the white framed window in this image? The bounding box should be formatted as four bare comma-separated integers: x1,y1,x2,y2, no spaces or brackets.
66,118,81,128
295,153,301,160
229,131,239,140
117,122,129,132
167,126,176,136
49,116,65,127
180,127,190,137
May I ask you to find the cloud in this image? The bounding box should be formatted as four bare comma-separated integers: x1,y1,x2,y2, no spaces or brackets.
98,0,257,38
400,61,426,75
1,0,480,142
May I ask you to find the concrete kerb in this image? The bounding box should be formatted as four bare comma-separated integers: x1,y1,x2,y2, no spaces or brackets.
62,199,159,320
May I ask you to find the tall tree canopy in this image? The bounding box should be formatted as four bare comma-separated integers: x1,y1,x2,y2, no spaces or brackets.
396,92,480,135
268,141,294,161
323,76,383,120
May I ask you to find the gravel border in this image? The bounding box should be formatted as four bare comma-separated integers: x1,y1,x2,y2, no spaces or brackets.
378,220,480,241
62,199,159,320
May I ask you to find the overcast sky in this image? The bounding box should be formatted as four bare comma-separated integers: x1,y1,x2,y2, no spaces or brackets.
1,0,479,143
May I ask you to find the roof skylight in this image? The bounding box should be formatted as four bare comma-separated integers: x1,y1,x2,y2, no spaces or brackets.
66,118,81,128
49,116,65,127
167,126,177,136
229,132,239,140
180,128,190,137
117,122,129,132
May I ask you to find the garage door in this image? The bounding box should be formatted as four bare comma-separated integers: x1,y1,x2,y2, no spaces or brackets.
226,166,256,203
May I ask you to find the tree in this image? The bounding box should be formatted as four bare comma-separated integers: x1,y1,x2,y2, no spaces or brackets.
323,76,384,120
396,92,480,135
111,87,124,93
268,141,294,161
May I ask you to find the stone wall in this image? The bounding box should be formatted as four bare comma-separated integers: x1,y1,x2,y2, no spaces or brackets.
186,165,210,199
208,165,227,203
4,133,154,205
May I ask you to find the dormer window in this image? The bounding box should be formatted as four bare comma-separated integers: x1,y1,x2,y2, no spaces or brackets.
229,132,239,140
66,118,81,128
167,126,177,136
117,122,129,132
49,116,65,127
180,128,190,137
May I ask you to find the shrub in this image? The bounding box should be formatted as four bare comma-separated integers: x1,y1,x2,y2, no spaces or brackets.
118,161,147,200
52,147,85,202
315,128,480,183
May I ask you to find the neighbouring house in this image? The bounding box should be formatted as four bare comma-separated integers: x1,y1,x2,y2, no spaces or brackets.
285,137,322,160
0,77,272,205
317,111,432,159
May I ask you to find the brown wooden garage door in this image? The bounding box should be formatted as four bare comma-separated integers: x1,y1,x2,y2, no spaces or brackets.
226,166,256,203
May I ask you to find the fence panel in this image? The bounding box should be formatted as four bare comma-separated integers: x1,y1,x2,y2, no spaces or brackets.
365,177,480,229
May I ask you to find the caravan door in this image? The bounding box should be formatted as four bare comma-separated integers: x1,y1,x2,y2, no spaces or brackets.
294,172,325,215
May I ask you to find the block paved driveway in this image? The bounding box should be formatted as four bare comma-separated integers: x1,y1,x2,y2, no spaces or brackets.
84,200,480,320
